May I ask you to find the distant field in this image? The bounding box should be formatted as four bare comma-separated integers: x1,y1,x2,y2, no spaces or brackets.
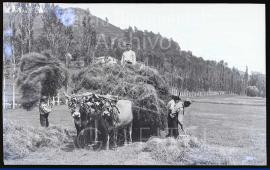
3,95,266,165
184,95,266,165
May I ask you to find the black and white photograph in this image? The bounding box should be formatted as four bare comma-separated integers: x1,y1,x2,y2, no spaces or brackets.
2,3,266,165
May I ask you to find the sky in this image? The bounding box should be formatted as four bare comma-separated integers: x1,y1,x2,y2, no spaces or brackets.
4,3,265,74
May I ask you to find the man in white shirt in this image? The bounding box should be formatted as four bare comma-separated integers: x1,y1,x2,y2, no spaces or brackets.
166,95,184,138
121,43,136,65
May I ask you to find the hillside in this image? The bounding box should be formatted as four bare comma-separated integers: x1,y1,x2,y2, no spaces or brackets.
3,5,265,96
4,7,124,40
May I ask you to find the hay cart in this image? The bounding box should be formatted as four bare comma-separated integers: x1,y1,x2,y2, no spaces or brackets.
73,92,192,149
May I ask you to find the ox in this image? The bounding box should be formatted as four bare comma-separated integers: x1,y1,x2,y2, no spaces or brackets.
65,95,93,137
64,93,133,149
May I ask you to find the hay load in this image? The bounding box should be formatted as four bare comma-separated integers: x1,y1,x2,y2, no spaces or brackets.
71,63,170,139
17,52,69,110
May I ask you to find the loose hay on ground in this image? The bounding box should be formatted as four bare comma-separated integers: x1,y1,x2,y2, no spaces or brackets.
3,120,232,165
141,136,231,165
3,119,75,160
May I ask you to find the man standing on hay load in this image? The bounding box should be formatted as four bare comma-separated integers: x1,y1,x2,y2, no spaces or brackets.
121,43,136,65
39,96,52,127
166,95,185,138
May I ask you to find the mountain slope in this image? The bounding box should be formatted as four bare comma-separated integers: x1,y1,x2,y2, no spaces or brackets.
3,7,124,40
4,6,261,95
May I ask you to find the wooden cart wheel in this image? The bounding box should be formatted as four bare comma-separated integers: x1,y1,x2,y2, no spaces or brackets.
76,127,100,149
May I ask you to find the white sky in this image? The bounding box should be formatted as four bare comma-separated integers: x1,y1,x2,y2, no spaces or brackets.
4,3,265,74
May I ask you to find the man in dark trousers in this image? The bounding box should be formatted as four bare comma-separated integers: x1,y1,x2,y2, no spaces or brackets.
166,95,183,138
39,96,52,127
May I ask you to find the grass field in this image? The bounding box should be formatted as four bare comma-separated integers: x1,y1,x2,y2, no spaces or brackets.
3,95,266,165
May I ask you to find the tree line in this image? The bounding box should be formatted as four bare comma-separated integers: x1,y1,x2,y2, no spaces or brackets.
3,2,266,103
107,26,265,97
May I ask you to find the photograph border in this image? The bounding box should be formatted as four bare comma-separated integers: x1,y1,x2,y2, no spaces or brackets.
1,0,269,168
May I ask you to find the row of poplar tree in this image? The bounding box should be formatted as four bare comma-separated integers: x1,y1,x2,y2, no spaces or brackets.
3,2,266,105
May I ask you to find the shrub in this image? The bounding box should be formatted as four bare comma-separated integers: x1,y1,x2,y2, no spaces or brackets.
246,86,259,97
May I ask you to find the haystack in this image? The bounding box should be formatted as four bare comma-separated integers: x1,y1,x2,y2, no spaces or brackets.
3,119,74,160
17,52,69,110
71,63,170,139
141,136,231,165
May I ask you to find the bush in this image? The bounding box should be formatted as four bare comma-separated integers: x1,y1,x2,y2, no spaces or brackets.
246,86,259,97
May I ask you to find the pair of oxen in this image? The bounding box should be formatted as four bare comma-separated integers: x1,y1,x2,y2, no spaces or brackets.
64,92,133,149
